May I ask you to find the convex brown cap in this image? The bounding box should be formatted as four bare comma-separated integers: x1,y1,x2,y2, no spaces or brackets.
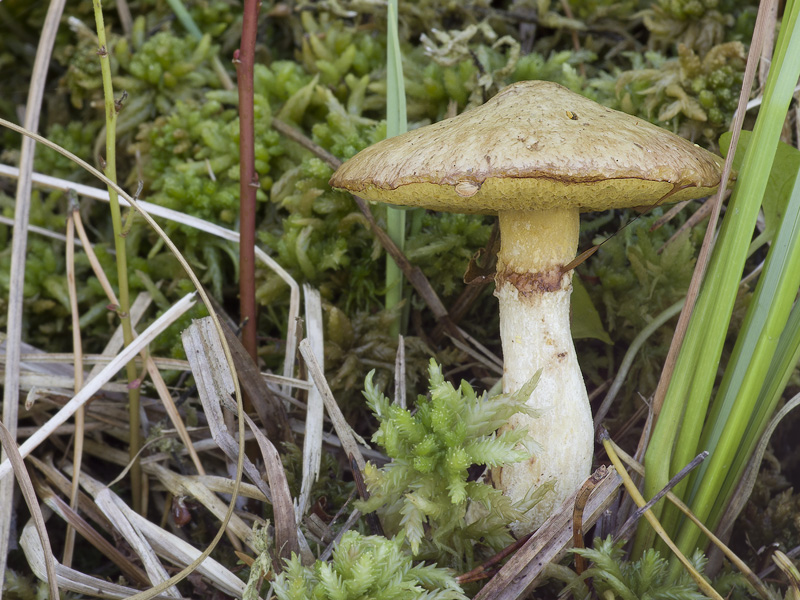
329,80,725,214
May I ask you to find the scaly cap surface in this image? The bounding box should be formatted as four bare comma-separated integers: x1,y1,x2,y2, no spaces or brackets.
330,80,725,214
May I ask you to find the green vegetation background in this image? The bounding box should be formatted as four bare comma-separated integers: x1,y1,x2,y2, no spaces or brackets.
4,0,798,593
0,0,753,403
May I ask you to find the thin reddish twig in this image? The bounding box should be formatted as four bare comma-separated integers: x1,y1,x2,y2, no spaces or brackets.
235,2,260,365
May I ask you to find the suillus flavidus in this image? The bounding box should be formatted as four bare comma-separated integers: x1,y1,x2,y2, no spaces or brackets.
329,80,725,531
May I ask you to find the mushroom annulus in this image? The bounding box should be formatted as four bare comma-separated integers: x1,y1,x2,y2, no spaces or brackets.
329,80,725,531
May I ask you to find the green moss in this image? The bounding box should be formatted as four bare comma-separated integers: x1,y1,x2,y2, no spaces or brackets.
616,42,746,147
272,530,467,600
136,70,283,225
406,212,492,300
319,305,439,415
357,360,546,570
34,120,102,181
578,209,702,411
572,537,742,600
640,0,756,52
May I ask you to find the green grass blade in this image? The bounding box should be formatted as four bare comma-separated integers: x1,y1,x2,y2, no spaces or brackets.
164,0,203,38
678,153,800,551
691,153,800,501
667,0,800,559
386,0,407,140
384,0,408,337
709,287,800,529
642,0,800,551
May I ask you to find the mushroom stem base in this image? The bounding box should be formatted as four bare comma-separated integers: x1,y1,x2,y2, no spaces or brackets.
492,208,593,533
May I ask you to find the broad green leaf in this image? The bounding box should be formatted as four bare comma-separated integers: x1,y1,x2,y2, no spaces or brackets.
572,277,613,344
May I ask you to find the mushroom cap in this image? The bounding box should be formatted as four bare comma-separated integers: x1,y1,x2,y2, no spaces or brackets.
329,81,725,214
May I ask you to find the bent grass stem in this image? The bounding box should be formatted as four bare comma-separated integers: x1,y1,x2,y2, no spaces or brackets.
92,0,142,512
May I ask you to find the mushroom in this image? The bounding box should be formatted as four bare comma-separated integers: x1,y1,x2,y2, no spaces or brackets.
329,80,724,531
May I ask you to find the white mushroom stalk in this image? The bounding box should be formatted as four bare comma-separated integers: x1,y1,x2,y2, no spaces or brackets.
492,208,592,530
329,80,725,533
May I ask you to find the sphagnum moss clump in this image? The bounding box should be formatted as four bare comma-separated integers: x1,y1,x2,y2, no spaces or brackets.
358,359,544,570
272,530,467,600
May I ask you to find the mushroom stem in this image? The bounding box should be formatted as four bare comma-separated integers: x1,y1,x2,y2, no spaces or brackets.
493,208,593,531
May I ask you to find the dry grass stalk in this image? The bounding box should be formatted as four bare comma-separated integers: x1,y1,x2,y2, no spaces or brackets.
34,477,151,586
74,215,203,478
71,208,121,306
75,212,206,475
63,206,84,568
144,356,208,475
75,466,247,597
0,0,67,584
27,455,118,535
78,470,183,598
19,517,177,599
288,420,388,465
220,320,292,442
103,455,247,598
0,162,302,390
70,436,259,553
11,352,310,389
85,290,151,381
6,374,126,394
300,339,369,473
244,410,302,564
182,319,272,502
394,334,406,408
16,422,105,438
0,214,72,242
0,293,196,481
474,466,622,600
298,284,325,520
1,341,74,378
122,504,246,597
194,474,268,501
77,433,260,469
0,421,60,599
182,317,310,565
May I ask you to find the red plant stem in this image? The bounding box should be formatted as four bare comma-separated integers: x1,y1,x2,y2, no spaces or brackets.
235,3,260,365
